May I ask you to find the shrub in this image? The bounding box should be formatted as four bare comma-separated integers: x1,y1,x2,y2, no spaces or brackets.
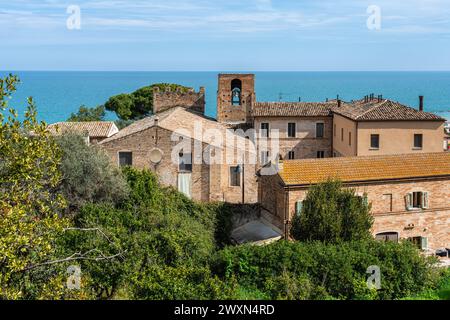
56,133,129,214
212,240,436,300
291,180,374,243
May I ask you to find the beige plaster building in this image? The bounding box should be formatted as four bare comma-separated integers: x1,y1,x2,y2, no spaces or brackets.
332,97,446,157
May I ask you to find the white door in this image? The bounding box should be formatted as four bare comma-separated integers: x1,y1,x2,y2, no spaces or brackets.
178,173,192,199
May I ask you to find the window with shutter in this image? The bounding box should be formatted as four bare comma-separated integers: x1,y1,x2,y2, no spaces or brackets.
405,193,413,210
363,195,369,207
422,192,429,209
421,237,428,250
295,201,303,216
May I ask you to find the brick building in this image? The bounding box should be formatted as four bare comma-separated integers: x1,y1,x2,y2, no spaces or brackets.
100,107,258,204
258,152,450,250
216,74,446,163
47,121,119,144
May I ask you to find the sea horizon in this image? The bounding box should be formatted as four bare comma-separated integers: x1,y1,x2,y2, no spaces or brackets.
1,70,449,123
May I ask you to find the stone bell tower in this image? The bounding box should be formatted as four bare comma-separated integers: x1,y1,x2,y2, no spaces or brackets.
217,74,255,125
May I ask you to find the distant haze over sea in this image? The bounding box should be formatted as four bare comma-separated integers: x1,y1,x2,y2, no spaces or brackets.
1,71,449,123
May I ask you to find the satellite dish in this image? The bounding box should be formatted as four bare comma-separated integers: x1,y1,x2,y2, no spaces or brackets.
149,148,163,164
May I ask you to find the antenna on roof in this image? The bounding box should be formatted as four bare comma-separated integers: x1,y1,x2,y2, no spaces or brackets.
278,92,283,101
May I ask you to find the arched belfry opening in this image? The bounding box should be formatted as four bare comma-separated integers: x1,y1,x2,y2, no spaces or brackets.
217,73,255,124
231,79,242,106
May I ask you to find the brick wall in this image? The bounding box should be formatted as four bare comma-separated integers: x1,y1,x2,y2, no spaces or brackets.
100,125,258,204
153,87,205,114
254,117,333,160
262,177,450,248
217,74,255,124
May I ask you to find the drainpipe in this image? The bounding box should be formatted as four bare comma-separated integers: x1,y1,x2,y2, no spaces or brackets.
284,186,290,240
242,163,245,204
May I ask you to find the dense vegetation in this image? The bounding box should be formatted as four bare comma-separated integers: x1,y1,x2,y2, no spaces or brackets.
0,74,448,300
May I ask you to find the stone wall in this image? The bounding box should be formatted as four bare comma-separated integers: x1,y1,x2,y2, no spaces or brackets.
153,86,205,114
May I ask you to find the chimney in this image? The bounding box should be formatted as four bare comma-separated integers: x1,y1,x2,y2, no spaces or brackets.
419,96,424,111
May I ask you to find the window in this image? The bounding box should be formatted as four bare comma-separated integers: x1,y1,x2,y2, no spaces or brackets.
295,200,303,217
119,152,132,167
376,232,399,243
288,151,295,160
317,151,325,158
370,134,380,149
349,132,352,146
406,192,429,210
414,134,423,149
288,123,296,138
412,192,422,208
341,128,344,141
178,152,192,172
261,123,269,138
408,236,428,250
229,166,241,187
316,123,324,138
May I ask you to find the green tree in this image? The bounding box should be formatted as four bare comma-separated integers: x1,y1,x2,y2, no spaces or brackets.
67,105,106,122
290,180,374,243
55,133,129,214
104,83,190,120
0,75,69,299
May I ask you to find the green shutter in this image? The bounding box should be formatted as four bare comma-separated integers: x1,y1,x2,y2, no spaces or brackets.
422,192,429,209
421,237,428,250
405,193,413,210
363,195,369,207
295,201,303,216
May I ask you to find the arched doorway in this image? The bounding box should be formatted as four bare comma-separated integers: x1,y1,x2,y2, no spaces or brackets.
375,232,399,243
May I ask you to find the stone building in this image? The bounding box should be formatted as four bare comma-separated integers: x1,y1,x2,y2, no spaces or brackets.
100,107,258,204
47,121,119,144
258,152,450,250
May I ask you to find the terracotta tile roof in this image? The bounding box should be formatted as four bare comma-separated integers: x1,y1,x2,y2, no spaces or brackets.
252,102,334,117
278,152,450,186
47,121,118,138
333,99,445,121
99,107,177,143
100,107,255,153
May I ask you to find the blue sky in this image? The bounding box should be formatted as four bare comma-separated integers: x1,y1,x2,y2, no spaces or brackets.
1,0,450,71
